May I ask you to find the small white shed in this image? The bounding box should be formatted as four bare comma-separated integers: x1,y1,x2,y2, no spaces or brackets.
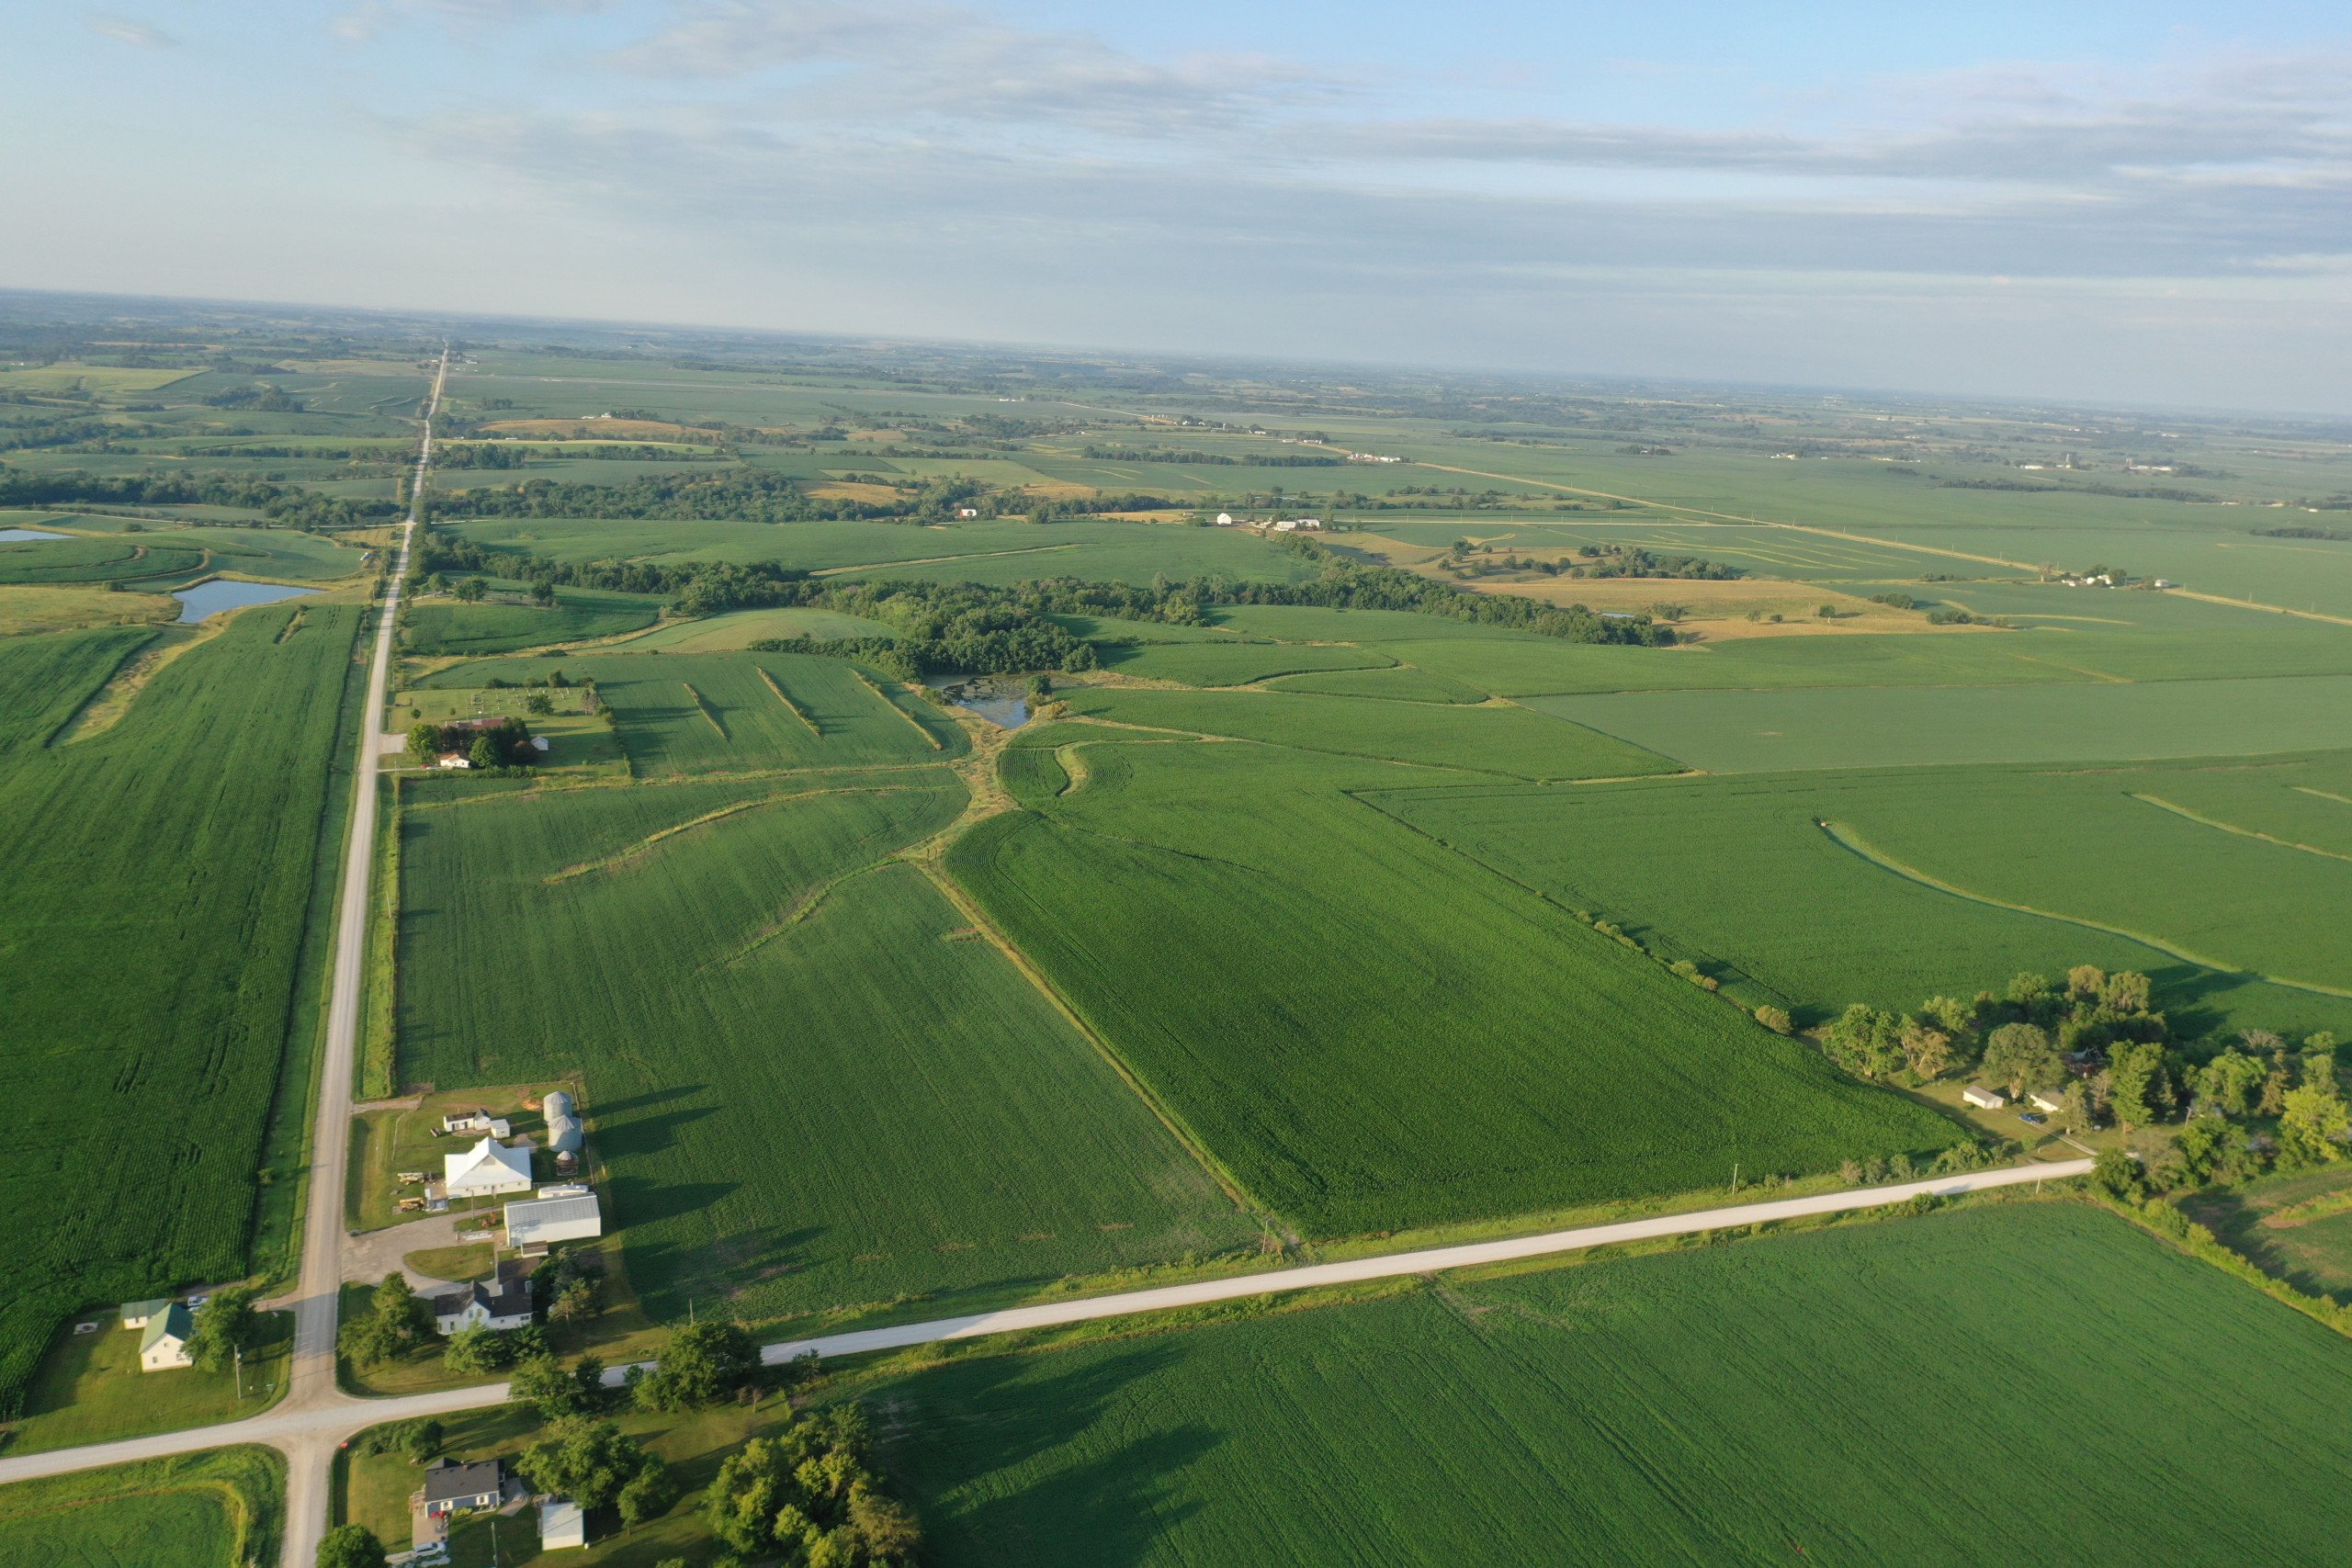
1962,1085,2007,1111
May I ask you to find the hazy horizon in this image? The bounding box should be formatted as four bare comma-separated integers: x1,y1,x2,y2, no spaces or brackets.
6,2,2349,413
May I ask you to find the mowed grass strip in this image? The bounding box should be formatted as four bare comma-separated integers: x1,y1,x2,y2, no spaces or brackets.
948,739,1959,1236
398,777,1252,1325
0,605,356,1410
420,651,965,772
1057,685,1675,781
882,1204,2352,1568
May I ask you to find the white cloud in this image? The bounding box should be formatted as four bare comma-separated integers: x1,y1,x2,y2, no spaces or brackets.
87,12,178,48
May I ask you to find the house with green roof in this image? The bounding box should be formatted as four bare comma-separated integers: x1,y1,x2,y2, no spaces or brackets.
138,1302,195,1371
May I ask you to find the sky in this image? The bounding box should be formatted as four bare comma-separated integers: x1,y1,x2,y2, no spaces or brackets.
4,1,2350,412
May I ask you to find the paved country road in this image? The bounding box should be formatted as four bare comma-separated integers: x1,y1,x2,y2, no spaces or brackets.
0,1156,2092,1500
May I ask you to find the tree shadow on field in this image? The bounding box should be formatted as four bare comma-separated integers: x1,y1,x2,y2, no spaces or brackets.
623,1222,825,1320
877,1342,1216,1568
592,1084,708,1120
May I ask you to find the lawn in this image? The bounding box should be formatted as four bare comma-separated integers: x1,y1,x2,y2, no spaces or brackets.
1529,673,2352,772
949,738,1962,1237
0,604,358,1412
4,1311,291,1455
1373,761,2352,1038
413,652,964,773
1055,685,1675,781
0,1447,281,1568
396,773,1255,1328
879,1203,2352,1567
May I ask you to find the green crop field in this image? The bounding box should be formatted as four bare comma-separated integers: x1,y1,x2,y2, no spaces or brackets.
0,626,152,752
880,1204,2352,1567
1532,673,2352,773
1373,765,2352,1040
417,651,963,772
0,536,205,586
614,604,895,650
401,583,664,654
1056,685,1674,780
1096,640,1393,685
0,1447,281,1568
949,739,1961,1235
1264,663,1488,703
0,604,357,1410
397,774,1254,1325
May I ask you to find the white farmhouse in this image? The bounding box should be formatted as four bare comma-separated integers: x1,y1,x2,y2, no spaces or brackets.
444,1135,534,1198
139,1303,196,1371
431,1261,535,1335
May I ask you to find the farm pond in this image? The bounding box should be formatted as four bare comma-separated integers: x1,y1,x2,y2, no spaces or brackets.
0,528,69,543
173,581,320,622
933,675,1031,728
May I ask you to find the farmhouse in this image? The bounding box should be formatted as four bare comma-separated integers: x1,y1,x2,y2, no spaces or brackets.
139,1302,195,1371
436,752,471,770
444,1135,534,1197
1216,513,1234,525
1962,1085,2007,1110
504,1189,603,1255
539,1497,588,1551
431,1259,535,1335
419,1457,503,1517
442,1108,512,1138
2028,1088,2067,1114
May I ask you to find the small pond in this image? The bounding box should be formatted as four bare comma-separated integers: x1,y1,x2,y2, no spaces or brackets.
0,527,68,543
173,581,321,623
930,674,1032,729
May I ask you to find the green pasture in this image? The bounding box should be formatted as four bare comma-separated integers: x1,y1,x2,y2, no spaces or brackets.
0,604,358,1410
397,777,1252,1326
883,1204,2352,1568
950,738,1961,1236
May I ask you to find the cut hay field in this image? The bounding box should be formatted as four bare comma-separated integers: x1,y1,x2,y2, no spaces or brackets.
1055,685,1674,781
0,1447,281,1568
0,605,356,1412
1373,763,2352,1040
881,1203,2352,1568
0,584,177,637
397,775,1253,1325
417,651,963,772
400,583,664,655
1530,673,2352,773
948,738,1961,1236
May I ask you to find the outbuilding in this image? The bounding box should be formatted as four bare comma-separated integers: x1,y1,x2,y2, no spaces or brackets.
119,1297,172,1330
2028,1088,2067,1114
539,1497,588,1551
504,1190,604,1255
1962,1085,2007,1110
442,1109,512,1138
444,1135,534,1198
139,1303,196,1371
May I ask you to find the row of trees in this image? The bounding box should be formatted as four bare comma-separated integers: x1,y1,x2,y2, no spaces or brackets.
0,468,400,528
